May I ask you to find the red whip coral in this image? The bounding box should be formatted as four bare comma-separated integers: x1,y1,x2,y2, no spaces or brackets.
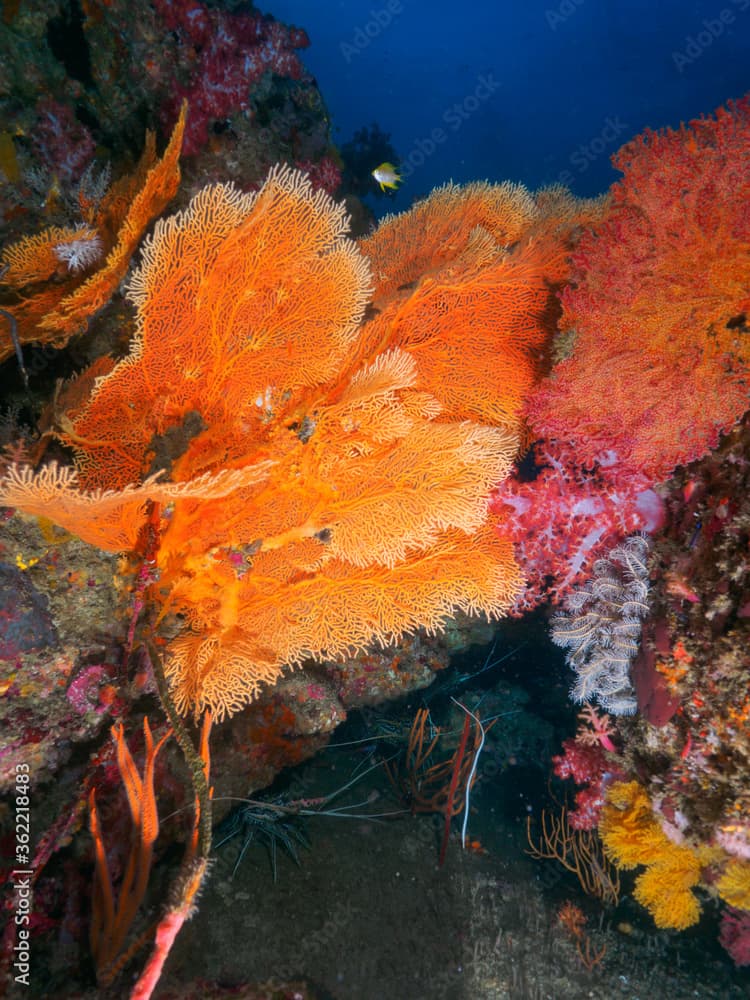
528,97,750,484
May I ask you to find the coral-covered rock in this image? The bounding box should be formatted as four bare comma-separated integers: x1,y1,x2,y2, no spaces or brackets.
622,413,750,857
0,0,335,252
326,632,450,709
153,0,309,157
0,511,123,791
0,561,57,658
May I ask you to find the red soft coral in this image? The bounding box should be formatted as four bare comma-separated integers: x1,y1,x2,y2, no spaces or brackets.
528,97,750,485
552,737,611,830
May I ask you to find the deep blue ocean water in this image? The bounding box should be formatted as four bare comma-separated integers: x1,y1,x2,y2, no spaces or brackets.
266,0,750,213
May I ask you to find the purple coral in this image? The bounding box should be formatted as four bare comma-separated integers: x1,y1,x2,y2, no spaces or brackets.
154,0,310,156
720,906,750,967
0,562,57,660
32,99,96,183
65,664,108,715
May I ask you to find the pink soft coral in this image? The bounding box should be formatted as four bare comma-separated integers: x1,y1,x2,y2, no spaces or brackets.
552,738,611,830
491,439,662,611
154,0,310,156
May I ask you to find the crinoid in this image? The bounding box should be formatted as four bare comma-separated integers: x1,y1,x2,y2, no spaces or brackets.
214,796,310,882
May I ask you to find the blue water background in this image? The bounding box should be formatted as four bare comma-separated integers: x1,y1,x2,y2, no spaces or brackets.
265,0,750,212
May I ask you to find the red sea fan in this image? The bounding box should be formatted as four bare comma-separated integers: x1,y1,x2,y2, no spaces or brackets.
528,97,750,484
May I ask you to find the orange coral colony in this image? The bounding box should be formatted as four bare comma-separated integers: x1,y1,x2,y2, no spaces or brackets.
355,179,599,432
0,103,186,360
1,165,588,720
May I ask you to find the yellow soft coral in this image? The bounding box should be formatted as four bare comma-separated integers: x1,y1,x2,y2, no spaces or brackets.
598,780,668,867
632,850,702,930
600,781,703,930
717,859,750,911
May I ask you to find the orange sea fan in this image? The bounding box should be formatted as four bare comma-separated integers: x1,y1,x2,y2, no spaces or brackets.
361,236,564,430
63,165,371,491
353,180,602,437
164,524,520,720
147,346,521,720
0,226,101,286
0,104,186,360
0,461,273,552
40,103,186,338
360,178,538,304
6,166,535,720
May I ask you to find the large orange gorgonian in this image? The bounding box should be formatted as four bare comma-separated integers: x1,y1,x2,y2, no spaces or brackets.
356,180,607,433
0,104,186,361
0,164,588,720
360,179,539,305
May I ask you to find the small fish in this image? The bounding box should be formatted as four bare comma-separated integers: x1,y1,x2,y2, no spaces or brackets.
371,161,402,192
42,173,62,214
664,571,700,604
682,479,700,502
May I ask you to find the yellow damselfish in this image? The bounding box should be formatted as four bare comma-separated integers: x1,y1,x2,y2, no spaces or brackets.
371,161,402,192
